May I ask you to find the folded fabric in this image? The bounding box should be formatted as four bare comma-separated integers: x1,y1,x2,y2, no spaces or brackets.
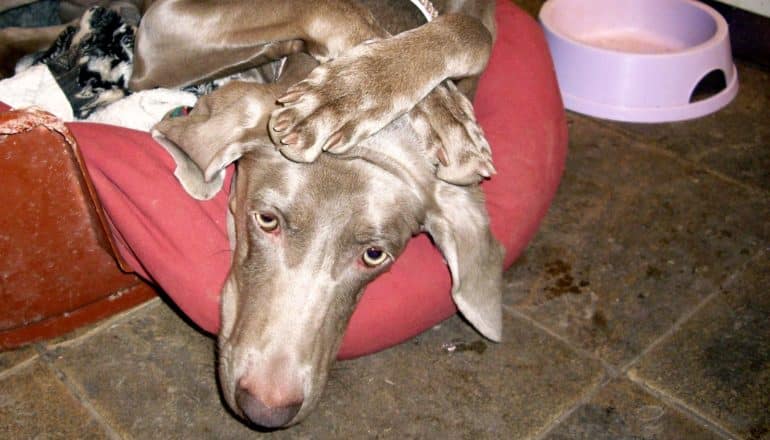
0,64,74,121
85,88,198,131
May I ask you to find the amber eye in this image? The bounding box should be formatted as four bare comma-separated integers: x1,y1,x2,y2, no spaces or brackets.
255,213,279,232
362,247,389,267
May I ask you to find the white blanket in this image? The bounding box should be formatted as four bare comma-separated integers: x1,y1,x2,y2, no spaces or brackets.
0,64,197,131
86,88,198,131
0,64,74,121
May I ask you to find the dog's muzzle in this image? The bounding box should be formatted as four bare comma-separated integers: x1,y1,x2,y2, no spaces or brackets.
235,384,303,428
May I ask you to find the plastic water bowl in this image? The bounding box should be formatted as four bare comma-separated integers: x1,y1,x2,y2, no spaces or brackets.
540,0,739,123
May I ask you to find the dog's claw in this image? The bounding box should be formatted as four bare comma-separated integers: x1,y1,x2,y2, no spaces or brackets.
278,90,303,104
281,132,299,145
322,131,344,152
411,82,495,186
437,146,450,166
273,117,291,132
270,41,430,160
478,161,496,179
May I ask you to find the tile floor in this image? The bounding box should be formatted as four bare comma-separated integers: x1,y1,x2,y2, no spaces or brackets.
1,2,768,439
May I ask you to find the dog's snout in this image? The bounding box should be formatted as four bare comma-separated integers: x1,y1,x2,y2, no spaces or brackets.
235,356,305,428
235,384,303,428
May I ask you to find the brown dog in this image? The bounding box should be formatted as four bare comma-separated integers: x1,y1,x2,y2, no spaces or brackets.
141,0,502,429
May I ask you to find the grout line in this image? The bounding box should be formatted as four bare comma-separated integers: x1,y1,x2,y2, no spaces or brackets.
618,287,722,374
619,248,766,374
0,350,39,381
617,249,767,440
44,297,160,351
688,143,726,163
530,374,613,440
507,248,765,440
501,306,618,438
626,371,738,440
0,295,158,381
632,141,768,196
586,116,770,198
34,345,126,440
684,140,758,163
503,305,620,378
1,290,157,380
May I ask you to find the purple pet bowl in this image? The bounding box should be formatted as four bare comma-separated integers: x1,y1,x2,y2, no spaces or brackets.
540,0,739,123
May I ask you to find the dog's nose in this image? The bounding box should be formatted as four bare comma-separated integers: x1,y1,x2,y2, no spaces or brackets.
235,384,303,428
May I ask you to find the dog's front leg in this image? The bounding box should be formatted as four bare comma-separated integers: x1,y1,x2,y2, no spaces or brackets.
267,13,493,166
129,0,388,90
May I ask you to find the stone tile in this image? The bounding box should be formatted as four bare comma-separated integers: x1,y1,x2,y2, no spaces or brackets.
42,298,161,350
605,63,770,190
49,300,257,439
698,139,770,192
0,361,107,439
545,378,721,440
284,313,605,439
630,253,770,440
0,345,37,374
49,298,604,439
505,115,769,366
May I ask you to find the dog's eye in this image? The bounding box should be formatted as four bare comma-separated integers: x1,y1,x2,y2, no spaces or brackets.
362,247,389,267
255,213,279,232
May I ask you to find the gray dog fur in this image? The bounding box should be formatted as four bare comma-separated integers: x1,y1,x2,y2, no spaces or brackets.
142,0,501,428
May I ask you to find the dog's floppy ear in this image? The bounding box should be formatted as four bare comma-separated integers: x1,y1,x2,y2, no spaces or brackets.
425,183,505,341
152,82,278,200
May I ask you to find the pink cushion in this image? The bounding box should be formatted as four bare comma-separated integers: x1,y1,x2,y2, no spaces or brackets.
5,0,567,359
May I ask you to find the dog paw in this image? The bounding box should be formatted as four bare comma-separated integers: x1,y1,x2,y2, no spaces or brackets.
411,82,494,185
268,40,407,163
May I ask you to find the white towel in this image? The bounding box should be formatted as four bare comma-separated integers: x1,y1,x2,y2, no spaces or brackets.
0,64,74,121
0,64,198,131
85,88,198,131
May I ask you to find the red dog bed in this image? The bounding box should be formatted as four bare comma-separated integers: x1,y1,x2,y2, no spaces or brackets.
14,0,567,359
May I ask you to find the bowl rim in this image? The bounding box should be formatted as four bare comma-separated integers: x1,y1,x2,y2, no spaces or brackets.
539,0,729,58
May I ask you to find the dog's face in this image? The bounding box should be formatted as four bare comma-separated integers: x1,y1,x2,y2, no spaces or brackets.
152,92,504,429
218,130,428,427
213,118,502,428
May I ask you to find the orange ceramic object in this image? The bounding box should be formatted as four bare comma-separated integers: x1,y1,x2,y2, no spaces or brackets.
0,108,155,350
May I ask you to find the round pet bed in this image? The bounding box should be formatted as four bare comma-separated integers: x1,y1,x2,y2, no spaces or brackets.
63,0,567,359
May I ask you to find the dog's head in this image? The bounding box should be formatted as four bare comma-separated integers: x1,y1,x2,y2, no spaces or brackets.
153,82,503,428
